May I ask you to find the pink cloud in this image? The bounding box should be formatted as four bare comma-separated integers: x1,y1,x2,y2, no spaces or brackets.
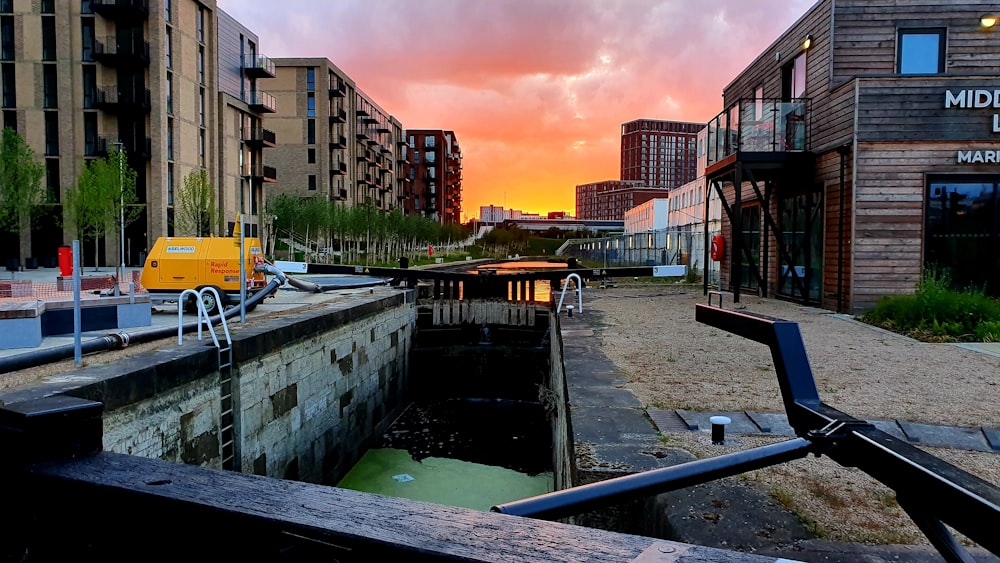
219,0,815,218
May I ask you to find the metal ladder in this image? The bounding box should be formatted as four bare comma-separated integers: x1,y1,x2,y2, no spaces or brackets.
178,288,238,471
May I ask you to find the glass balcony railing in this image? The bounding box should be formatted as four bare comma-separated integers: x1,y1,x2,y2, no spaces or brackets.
705,97,810,167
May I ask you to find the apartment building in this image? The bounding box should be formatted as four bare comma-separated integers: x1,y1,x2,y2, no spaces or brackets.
268,58,405,212
705,0,1000,312
404,129,462,223
0,0,275,267
621,119,702,190
574,179,664,220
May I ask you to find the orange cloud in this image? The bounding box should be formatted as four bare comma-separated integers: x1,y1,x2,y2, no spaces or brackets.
220,0,815,219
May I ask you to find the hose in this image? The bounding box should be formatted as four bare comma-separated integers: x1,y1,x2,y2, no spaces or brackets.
0,277,281,376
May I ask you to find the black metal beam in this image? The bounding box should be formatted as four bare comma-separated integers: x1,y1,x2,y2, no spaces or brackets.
492,438,813,520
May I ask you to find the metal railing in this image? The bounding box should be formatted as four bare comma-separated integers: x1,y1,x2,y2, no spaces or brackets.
705,97,810,166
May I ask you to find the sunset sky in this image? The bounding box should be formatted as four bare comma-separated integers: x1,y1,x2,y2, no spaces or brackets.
218,0,815,221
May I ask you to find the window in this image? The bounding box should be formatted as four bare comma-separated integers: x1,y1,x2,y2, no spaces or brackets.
167,117,173,160
1,16,11,60
199,87,205,126
782,52,807,100
308,175,316,191
42,17,56,60
307,93,315,117
425,136,435,147
306,68,315,91
43,65,57,108
167,163,174,205
198,46,204,84
0,0,11,13
40,0,54,13
164,0,171,22
307,119,315,144
165,28,172,68
898,28,945,75
165,72,172,114
81,18,94,61
45,158,59,202
199,129,205,166
83,112,97,156
1,63,13,107
2,109,14,132
426,151,435,163
754,84,764,120
197,6,205,43
307,148,315,163
44,111,58,156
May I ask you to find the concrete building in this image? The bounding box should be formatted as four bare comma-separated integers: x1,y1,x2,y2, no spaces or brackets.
621,119,702,190
404,129,462,223
705,0,1000,311
268,58,405,212
623,198,668,234
575,179,665,221
0,0,276,267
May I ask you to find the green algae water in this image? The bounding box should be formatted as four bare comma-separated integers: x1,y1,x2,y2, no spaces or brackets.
337,398,554,511
338,448,552,511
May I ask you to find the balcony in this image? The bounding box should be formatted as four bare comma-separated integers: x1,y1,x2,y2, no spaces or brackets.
244,126,276,149
356,130,368,141
356,108,369,117
95,86,150,114
93,37,150,67
329,80,346,98
329,135,347,149
243,54,275,79
246,90,276,113
90,0,148,19
705,97,811,175
243,163,277,183
334,188,348,201
329,108,347,124
92,134,151,160
331,161,347,175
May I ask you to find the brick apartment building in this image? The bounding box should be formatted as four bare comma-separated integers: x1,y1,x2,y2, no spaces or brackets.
0,0,275,267
268,58,406,212
574,179,665,220
621,119,702,189
403,129,462,224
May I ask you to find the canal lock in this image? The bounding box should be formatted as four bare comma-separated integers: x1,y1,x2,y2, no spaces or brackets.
337,314,561,511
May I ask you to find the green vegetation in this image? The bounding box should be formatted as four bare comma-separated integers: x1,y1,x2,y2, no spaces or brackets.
862,268,1000,342
0,128,46,260
267,194,469,265
173,169,217,237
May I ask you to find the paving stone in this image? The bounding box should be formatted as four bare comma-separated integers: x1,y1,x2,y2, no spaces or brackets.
983,427,1000,452
898,421,992,453
572,406,657,445
674,409,699,430
869,419,906,441
647,409,691,433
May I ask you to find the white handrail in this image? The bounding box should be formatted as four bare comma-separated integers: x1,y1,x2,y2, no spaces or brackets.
177,287,232,348
556,273,583,315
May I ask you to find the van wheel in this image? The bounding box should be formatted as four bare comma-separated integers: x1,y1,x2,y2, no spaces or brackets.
196,286,224,316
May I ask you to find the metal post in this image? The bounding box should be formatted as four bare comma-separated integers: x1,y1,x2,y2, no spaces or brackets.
239,177,248,324
72,240,82,366
114,141,125,278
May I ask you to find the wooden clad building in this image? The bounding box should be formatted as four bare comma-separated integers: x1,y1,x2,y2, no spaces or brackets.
704,0,1000,312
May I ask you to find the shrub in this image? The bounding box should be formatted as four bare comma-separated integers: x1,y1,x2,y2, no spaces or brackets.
862,268,1000,342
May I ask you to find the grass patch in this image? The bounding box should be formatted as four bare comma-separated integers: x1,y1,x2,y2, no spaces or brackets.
862,268,1000,342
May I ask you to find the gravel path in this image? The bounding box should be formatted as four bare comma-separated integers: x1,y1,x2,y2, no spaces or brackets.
583,284,1000,546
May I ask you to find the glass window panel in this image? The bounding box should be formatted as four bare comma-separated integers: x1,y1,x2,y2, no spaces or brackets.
899,30,944,74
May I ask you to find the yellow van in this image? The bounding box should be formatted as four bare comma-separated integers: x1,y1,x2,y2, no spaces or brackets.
140,236,269,314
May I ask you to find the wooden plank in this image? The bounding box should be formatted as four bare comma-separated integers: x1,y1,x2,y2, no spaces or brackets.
24,452,773,562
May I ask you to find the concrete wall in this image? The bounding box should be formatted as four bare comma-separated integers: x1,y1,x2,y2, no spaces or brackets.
1,289,416,485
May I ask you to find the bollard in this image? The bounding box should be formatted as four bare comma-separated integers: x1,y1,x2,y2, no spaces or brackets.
710,415,731,444
566,305,574,318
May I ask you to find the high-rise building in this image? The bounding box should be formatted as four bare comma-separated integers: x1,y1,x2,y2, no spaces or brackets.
621,119,702,190
404,129,462,224
267,59,404,211
575,180,665,220
0,0,276,267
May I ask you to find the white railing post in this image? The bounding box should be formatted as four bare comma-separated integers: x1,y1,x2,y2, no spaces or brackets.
556,273,583,315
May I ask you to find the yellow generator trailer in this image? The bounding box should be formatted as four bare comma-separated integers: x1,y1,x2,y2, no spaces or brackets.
140,236,272,315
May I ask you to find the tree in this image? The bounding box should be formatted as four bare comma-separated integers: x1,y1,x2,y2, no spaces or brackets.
174,169,216,236
64,147,141,268
0,128,46,261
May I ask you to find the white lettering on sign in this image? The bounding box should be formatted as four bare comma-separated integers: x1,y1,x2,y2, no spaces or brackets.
166,246,196,253
944,89,1000,108
957,150,1000,163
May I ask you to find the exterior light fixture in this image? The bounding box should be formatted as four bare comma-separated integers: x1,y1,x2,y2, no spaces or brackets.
802,35,813,50
981,15,998,29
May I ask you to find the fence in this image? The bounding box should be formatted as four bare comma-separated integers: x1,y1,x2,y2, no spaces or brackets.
560,229,720,285
0,271,146,303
